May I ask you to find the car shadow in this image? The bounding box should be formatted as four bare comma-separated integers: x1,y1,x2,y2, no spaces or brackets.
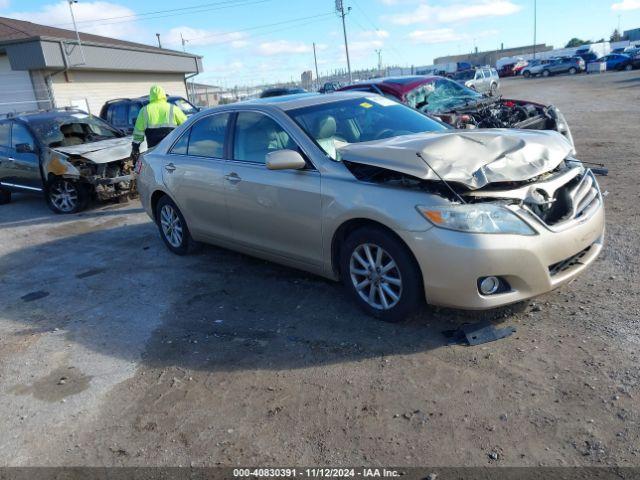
0,221,520,374
0,193,145,228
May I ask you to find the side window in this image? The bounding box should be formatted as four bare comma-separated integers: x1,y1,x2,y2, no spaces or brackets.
128,103,142,126
109,103,127,126
170,128,190,155
187,113,230,158
0,122,9,147
482,68,491,78
11,123,35,151
233,112,295,164
475,70,484,80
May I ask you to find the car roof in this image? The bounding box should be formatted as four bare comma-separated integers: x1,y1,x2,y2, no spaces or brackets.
2,108,89,123
231,91,380,111
339,75,441,96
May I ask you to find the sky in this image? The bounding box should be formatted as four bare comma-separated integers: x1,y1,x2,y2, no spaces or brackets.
4,0,640,86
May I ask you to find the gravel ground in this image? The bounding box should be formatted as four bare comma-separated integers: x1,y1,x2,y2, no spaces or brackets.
0,71,638,467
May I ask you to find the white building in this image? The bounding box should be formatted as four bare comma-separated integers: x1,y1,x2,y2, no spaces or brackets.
0,17,202,115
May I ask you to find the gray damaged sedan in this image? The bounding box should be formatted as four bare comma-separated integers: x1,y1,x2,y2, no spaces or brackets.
137,92,605,322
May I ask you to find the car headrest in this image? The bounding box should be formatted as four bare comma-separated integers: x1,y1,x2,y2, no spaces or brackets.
314,115,337,140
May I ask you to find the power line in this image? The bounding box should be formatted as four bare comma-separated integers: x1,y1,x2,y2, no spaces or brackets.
51,0,273,28
169,12,334,45
351,0,407,65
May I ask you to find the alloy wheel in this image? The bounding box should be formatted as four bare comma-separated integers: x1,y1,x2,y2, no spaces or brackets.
160,204,184,248
49,180,79,213
349,243,402,310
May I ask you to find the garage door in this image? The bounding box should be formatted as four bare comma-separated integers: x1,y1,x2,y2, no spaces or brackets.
50,71,188,116
0,55,40,115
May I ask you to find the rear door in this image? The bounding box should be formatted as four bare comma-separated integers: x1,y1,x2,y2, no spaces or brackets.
161,112,233,241
224,110,323,267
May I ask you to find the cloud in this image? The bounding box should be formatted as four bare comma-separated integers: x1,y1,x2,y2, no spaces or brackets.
611,0,640,10
0,0,10,9
165,27,249,49
256,40,314,56
8,1,143,41
357,29,390,39
390,0,522,25
409,28,498,45
408,28,464,44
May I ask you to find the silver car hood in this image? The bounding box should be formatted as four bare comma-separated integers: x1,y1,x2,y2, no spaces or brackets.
52,136,135,163
338,129,573,190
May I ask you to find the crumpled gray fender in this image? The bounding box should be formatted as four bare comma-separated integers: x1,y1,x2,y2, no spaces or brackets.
42,149,81,180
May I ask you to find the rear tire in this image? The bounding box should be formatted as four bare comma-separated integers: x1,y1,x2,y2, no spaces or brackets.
46,178,89,214
569,67,577,75
155,195,198,255
340,226,423,323
0,188,11,205
624,64,633,71
489,83,498,96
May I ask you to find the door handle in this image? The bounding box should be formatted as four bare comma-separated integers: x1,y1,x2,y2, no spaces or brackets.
225,172,242,184
165,162,176,173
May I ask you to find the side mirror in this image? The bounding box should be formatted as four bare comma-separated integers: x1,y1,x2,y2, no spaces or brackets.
15,143,34,154
266,149,306,171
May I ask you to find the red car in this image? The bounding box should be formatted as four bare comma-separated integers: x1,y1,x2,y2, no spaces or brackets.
337,75,574,147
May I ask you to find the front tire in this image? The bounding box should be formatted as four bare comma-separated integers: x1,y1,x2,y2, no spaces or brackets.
542,69,550,77
155,195,197,255
624,64,633,71
46,178,88,214
523,71,531,78
489,83,498,96
340,227,423,322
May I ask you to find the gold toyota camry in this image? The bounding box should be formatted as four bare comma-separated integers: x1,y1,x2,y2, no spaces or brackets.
136,92,605,322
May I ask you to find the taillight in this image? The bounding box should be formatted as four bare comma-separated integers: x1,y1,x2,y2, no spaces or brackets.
134,159,144,175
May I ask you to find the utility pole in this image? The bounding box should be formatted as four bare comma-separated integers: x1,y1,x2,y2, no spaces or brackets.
156,33,162,48
375,49,382,75
313,42,320,90
532,0,537,59
67,0,86,65
335,0,352,83
180,32,188,52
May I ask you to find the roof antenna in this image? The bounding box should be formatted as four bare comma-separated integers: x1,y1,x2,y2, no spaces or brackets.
416,151,467,204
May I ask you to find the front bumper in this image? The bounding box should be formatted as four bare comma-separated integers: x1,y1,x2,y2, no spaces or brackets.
400,202,605,310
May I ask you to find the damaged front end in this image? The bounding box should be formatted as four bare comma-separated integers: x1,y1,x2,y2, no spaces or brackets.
437,99,575,150
43,138,137,202
339,129,602,233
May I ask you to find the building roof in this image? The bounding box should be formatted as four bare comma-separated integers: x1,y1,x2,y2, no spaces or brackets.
0,16,190,57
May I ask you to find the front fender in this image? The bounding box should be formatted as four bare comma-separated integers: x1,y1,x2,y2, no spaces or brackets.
42,150,81,180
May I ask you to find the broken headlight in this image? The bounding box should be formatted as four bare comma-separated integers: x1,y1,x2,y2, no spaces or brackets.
416,204,536,235
549,107,575,153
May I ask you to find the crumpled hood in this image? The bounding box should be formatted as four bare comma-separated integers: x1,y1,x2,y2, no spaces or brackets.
338,129,573,190
53,136,136,163
149,85,167,103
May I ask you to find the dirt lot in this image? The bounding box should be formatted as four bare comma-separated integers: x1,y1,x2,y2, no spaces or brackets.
0,71,639,468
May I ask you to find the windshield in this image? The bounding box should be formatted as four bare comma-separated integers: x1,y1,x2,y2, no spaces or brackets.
405,78,483,114
27,112,124,148
287,96,448,160
172,98,199,115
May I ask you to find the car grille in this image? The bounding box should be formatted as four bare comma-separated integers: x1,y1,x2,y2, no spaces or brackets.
525,170,601,230
548,245,592,277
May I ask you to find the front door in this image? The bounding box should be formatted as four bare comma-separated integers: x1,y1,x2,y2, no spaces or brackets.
161,112,233,241
224,111,323,267
0,122,42,191
8,122,42,189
